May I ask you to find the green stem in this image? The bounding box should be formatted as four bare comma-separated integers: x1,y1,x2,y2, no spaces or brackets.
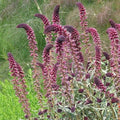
34,0,42,14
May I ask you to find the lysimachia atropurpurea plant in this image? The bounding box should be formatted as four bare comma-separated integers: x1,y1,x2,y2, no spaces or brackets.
8,2,120,120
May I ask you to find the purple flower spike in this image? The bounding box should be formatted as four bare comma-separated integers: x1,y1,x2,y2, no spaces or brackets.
111,97,119,103
8,53,31,118
64,25,80,41
76,2,88,31
35,13,50,27
94,77,106,92
42,44,53,65
17,23,42,103
17,23,30,31
56,35,65,43
109,19,120,31
95,46,101,71
87,27,101,48
52,5,60,24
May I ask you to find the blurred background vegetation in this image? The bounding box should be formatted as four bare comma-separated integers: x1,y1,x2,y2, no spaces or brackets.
0,0,120,80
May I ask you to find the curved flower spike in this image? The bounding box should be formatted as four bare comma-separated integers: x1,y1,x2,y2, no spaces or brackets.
86,27,101,48
35,13,50,27
52,5,60,24
76,2,88,31
64,25,80,41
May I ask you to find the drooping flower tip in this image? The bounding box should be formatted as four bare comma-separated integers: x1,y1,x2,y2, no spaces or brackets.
16,23,30,31
76,2,85,11
37,62,44,70
34,13,50,27
8,52,13,58
57,35,65,43
44,25,56,34
44,44,53,52
109,19,116,28
53,5,60,24
54,5,60,15
64,25,74,33
103,52,110,60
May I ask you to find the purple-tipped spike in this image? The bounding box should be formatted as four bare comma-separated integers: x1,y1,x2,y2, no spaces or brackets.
52,5,60,24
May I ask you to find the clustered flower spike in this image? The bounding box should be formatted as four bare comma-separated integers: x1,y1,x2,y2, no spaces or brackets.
109,19,120,31
94,77,106,92
42,43,53,65
17,23,42,104
87,27,101,72
8,53,31,118
35,13,50,27
76,2,88,31
52,5,60,24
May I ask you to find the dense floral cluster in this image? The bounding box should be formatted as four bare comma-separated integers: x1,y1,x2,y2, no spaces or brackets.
8,2,120,120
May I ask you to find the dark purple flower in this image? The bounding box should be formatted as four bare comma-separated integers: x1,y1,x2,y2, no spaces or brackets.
71,106,75,112
76,2,88,31
52,5,60,24
109,19,116,28
107,103,110,106
94,77,106,92
56,35,65,43
43,109,48,113
78,89,84,93
84,117,88,120
97,98,102,103
85,99,93,105
25,115,29,119
34,13,50,27
47,115,50,118
103,52,110,60
109,93,114,98
111,97,119,103
106,72,113,77
85,73,90,79
38,111,43,115
105,82,111,86
57,109,62,113
34,118,38,120
77,101,81,104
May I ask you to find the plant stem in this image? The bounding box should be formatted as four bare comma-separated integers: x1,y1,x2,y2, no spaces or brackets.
34,0,42,14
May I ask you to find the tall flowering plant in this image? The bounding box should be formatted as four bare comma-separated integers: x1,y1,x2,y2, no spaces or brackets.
8,2,120,120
